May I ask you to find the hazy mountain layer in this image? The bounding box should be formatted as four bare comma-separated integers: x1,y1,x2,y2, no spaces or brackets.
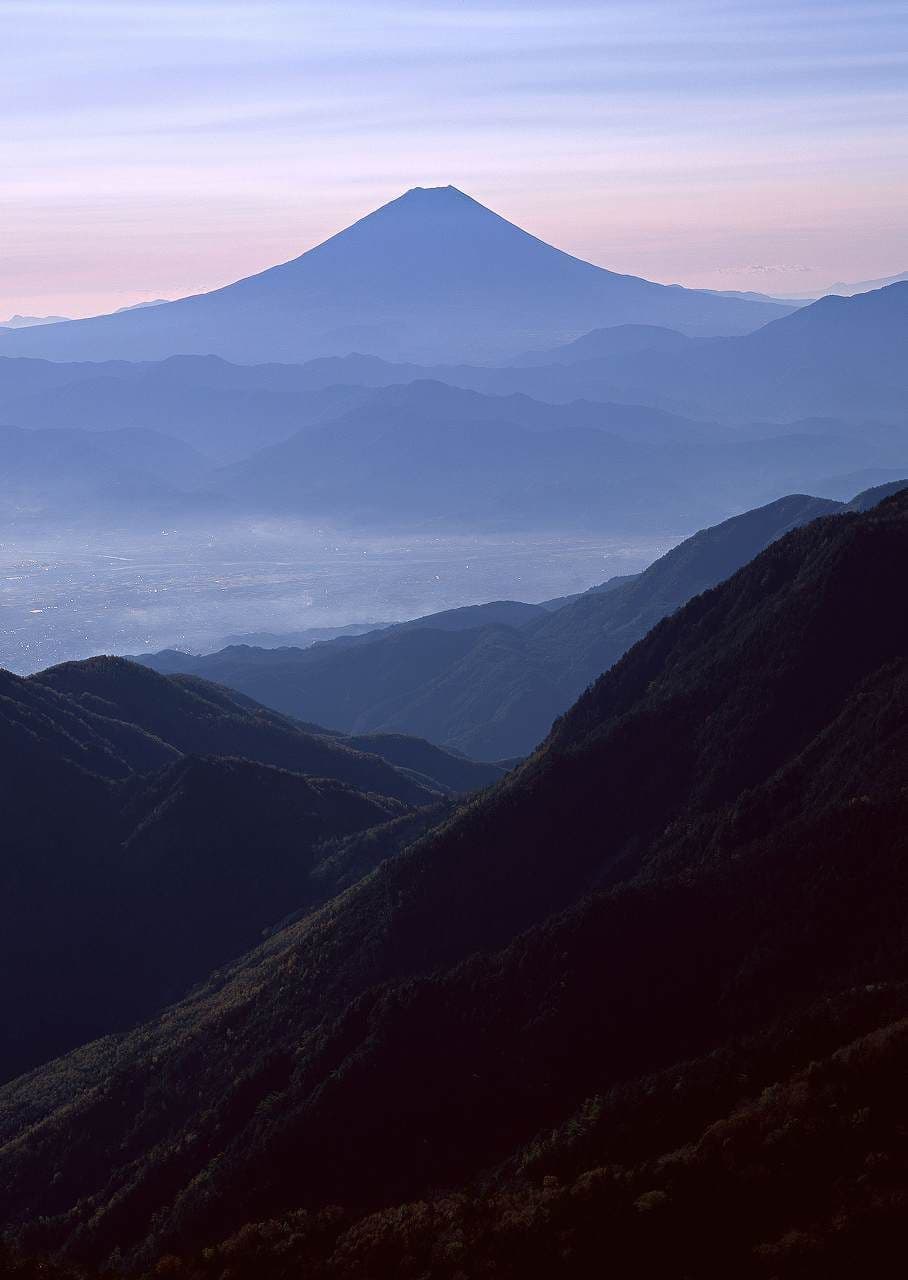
0,285,902,533
254,282,908,426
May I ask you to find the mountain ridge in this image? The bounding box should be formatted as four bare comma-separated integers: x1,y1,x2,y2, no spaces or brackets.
0,656,500,1081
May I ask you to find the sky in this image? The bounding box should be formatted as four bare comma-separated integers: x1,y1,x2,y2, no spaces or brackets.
2,0,906,318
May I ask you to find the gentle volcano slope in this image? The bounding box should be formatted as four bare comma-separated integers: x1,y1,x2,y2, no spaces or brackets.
0,659,498,1081
3,490,906,1275
0,187,790,365
141,492,845,758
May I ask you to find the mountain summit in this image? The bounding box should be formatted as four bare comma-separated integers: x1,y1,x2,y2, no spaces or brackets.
0,187,792,364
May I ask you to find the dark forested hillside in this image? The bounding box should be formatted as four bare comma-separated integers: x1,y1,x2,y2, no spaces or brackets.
2,489,906,1278
0,659,497,1081
140,492,845,758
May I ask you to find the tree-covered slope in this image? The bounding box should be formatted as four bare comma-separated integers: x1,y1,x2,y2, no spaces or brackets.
0,659,491,1081
2,491,905,1276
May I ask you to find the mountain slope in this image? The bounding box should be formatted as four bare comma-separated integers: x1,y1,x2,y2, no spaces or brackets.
30,657,440,804
140,493,843,758
0,658,502,1081
0,188,790,365
2,491,906,1277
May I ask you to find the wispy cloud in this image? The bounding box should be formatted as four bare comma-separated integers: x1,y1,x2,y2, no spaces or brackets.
718,264,814,275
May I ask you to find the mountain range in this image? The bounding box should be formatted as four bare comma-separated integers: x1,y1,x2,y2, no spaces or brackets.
0,314,70,328
0,280,902,536
269,282,908,426
0,187,792,365
2,486,906,1280
137,486,900,758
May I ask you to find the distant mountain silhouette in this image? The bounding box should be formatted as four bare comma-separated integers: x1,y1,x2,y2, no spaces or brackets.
510,322,692,366
478,282,908,424
4,489,906,1279
0,422,212,516
847,477,908,509
210,376,906,531
0,351,904,528
140,492,844,758
794,267,908,298
0,313,69,328
249,283,907,426
0,187,791,364
0,354,371,461
115,298,169,312
0,353,716,465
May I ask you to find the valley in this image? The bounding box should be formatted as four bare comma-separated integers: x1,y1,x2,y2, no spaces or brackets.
0,520,673,672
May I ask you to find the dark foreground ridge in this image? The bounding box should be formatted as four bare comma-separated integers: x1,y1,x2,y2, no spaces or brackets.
0,660,499,1082
1,490,906,1278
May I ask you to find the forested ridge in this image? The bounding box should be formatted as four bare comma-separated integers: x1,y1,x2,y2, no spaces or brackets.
0,660,493,1082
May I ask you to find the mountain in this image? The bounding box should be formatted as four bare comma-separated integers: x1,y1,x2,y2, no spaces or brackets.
210,397,690,531
3,489,906,1279
115,299,169,312
212,376,907,531
139,493,844,758
0,365,900,530
0,354,372,461
28,658,499,799
509,322,693,366
258,284,907,428
0,188,791,365
829,268,908,294
847,477,908,510
490,282,908,425
215,605,549,652
0,657,499,1081
0,314,69,328
0,351,705,468
791,267,908,299
0,423,213,517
